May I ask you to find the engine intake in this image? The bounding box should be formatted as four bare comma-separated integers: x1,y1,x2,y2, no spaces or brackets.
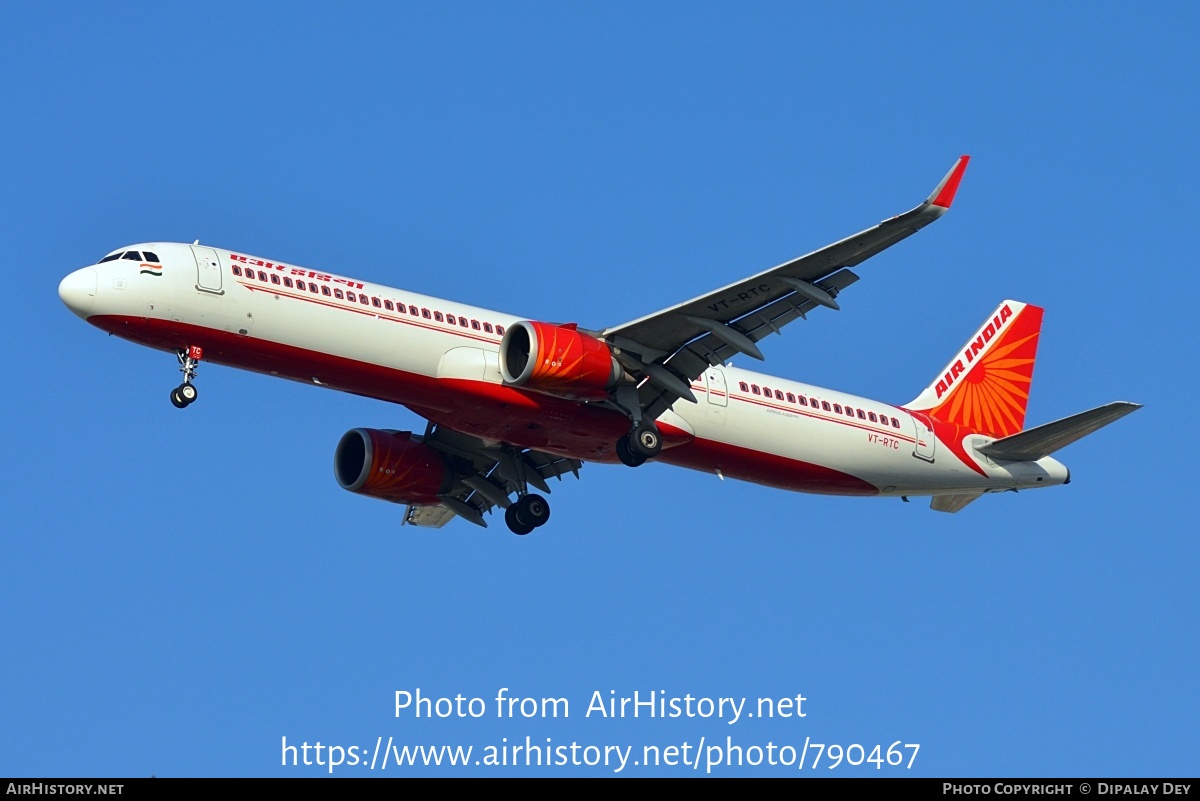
334,428,451,505
499,321,621,400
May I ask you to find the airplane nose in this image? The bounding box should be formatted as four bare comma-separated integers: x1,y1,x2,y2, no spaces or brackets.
59,267,98,317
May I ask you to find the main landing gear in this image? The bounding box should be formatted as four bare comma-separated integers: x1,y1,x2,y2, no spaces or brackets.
610,383,662,468
504,493,550,536
616,421,662,467
495,445,553,536
170,346,203,409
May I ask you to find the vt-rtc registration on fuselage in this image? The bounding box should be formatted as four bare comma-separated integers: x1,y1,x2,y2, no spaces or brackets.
58,156,1140,534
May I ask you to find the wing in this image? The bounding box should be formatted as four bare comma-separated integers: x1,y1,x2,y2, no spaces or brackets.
402,423,583,528
601,156,970,420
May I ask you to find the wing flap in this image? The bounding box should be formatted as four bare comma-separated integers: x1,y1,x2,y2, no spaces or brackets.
639,270,861,419
404,503,457,528
977,402,1141,462
407,422,584,527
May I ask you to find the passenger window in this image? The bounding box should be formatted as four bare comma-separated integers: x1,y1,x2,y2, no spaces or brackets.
99,252,122,263
845,406,854,416
798,397,807,406
322,286,331,296
751,385,760,395
384,300,394,311
868,412,878,422
472,320,480,330
496,325,505,335
122,251,142,261
372,297,381,308
284,277,293,288
739,382,749,391
822,402,831,412
857,409,866,419
434,312,444,322
484,323,493,333
786,393,795,403
232,266,242,276
409,305,418,315
445,315,456,325
891,417,900,428
422,308,431,319
258,271,268,282
775,390,784,400
270,274,281,285
309,282,318,293
143,251,160,262
833,404,842,414
359,294,369,305
334,288,343,299
460,318,469,328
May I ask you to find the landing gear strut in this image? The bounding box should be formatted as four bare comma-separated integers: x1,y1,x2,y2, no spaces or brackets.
170,346,202,408
616,421,661,467
505,494,550,535
497,446,552,535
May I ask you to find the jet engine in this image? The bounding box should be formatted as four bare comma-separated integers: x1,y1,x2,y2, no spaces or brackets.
334,428,451,505
499,321,621,400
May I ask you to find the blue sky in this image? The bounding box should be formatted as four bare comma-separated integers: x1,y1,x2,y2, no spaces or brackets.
2,3,1195,777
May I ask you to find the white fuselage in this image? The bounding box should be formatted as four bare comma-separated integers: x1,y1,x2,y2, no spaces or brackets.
59,242,1069,501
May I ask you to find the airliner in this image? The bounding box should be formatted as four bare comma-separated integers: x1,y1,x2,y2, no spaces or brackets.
58,156,1139,534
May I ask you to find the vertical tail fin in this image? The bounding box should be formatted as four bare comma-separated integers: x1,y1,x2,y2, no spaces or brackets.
908,300,1043,438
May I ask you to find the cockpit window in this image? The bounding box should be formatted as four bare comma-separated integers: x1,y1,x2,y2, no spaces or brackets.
142,251,160,263
99,252,123,263
122,251,143,261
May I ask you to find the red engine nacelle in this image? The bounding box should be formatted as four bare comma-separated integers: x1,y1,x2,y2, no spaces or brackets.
334,428,451,505
499,320,621,400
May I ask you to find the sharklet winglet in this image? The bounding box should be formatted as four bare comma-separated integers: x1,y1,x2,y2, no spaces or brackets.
928,155,971,209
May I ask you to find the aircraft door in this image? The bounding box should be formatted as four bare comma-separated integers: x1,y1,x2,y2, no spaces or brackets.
704,367,728,425
705,368,728,407
191,245,223,294
909,412,936,462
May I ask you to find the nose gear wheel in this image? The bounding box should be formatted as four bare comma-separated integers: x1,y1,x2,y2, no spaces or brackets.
170,346,203,408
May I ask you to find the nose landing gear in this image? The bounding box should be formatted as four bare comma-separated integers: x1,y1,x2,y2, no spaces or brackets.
170,346,203,408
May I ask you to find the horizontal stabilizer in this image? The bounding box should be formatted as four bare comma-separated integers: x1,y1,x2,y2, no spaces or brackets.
931,492,982,513
977,402,1141,462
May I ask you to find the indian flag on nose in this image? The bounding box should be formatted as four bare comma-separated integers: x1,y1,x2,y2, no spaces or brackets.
140,261,162,277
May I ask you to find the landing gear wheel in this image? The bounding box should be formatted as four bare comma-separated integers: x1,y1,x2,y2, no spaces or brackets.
505,505,535,536
171,347,202,409
616,435,647,467
616,434,647,468
631,423,662,457
514,494,550,528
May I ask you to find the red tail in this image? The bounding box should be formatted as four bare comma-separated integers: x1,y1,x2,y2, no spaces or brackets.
908,300,1043,438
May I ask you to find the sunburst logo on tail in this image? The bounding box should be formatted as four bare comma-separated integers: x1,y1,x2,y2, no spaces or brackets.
909,301,1043,439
